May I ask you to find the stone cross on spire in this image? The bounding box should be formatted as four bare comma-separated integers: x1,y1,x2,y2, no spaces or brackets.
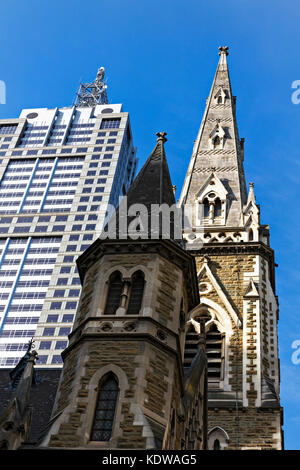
218,46,229,56
156,132,167,143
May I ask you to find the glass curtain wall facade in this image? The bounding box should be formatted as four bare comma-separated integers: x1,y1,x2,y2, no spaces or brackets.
0,104,137,367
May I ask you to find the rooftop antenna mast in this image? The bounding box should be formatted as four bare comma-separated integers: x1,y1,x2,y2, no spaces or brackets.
75,66,109,107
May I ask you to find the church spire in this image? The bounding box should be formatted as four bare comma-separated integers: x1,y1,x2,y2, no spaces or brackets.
125,131,175,209
179,46,247,232
102,132,182,243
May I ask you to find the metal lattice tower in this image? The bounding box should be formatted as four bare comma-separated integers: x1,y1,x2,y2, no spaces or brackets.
75,66,108,107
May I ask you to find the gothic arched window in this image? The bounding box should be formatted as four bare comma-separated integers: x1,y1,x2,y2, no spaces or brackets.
127,270,145,315
213,439,221,450
201,193,225,225
208,427,229,450
214,198,222,217
213,135,221,148
217,95,223,104
90,373,119,442
203,198,210,218
104,271,123,315
248,228,253,241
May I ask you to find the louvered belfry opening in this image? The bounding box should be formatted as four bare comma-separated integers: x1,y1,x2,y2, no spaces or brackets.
127,270,145,315
206,323,223,384
104,271,123,314
183,325,200,369
91,373,119,442
184,314,223,386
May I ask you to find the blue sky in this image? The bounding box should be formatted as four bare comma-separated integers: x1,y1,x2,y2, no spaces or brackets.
1,0,299,449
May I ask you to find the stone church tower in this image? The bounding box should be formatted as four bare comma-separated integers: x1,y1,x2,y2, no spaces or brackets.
35,132,207,450
179,46,283,449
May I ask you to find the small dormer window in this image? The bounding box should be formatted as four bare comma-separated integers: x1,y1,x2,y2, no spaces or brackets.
202,193,224,225
194,173,228,230
214,87,226,105
209,121,226,149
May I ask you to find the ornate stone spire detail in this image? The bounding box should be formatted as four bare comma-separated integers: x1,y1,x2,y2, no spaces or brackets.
218,46,229,56
247,182,256,204
156,131,167,143
179,46,247,228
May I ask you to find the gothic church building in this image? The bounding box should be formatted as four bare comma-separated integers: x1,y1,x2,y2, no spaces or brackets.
0,47,283,450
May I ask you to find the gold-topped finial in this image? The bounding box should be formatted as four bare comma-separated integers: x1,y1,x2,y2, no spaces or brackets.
218,46,229,56
156,131,167,143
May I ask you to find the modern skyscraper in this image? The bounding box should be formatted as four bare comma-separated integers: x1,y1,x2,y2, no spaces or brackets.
0,68,137,368
179,47,283,449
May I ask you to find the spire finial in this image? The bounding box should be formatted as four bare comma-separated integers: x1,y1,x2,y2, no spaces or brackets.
247,182,256,204
218,46,229,56
156,131,167,143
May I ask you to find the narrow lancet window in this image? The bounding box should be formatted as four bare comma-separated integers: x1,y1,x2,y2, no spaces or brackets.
214,198,222,217
91,373,119,441
213,135,221,148
214,439,221,450
203,198,210,218
127,270,145,315
104,271,123,314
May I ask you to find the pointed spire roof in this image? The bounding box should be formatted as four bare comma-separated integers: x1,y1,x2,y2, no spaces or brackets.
9,338,37,389
179,46,248,227
102,132,182,242
125,132,175,208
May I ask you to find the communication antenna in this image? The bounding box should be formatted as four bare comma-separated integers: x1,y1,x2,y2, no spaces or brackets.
75,67,108,107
